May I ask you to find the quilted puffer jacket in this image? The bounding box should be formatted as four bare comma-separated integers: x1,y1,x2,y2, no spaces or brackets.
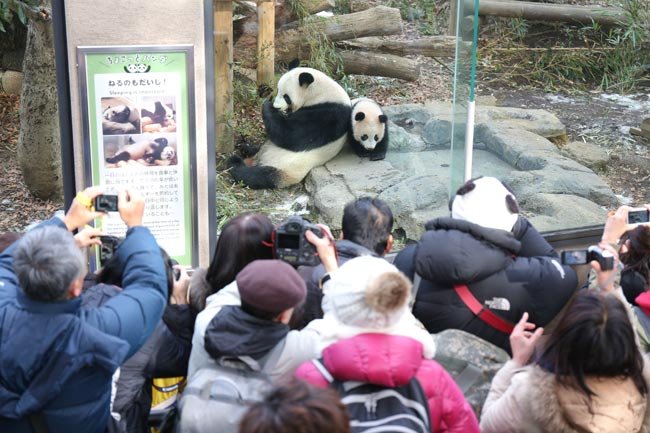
295,333,480,433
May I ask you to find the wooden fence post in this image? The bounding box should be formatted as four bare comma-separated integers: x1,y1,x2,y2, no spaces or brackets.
257,0,275,87
214,0,234,154
448,0,458,36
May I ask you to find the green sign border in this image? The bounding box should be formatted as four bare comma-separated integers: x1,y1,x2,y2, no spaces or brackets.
77,45,198,267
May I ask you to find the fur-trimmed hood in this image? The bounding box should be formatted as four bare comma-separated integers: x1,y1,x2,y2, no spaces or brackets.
519,364,650,433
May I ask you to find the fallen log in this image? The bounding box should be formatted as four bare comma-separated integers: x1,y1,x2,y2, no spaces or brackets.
275,6,403,62
340,51,420,81
465,0,628,27
339,36,456,58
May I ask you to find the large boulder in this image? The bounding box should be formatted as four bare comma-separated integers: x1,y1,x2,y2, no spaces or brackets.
305,102,616,241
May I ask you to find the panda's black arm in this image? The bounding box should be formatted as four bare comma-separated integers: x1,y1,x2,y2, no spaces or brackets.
262,100,289,142
264,103,351,152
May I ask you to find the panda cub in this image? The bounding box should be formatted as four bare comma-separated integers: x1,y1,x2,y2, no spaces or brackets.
349,98,388,161
229,67,351,189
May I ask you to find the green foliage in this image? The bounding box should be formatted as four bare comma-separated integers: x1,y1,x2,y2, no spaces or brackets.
0,0,38,32
388,0,445,36
479,0,650,94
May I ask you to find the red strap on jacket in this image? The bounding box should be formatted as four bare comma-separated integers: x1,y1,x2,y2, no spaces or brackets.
454,284,515,334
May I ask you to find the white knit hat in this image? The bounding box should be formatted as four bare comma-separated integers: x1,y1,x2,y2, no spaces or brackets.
451,176,519,232
327,256,412,329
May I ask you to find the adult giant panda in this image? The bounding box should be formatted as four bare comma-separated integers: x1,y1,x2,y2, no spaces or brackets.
229,67,351,189
349,98,388,161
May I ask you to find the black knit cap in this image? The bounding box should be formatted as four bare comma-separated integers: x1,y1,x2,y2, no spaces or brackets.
236,259,307,316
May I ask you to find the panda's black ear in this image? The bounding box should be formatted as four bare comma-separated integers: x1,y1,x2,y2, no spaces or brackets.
288,59,301,70
355,112,365,121
299,72,314,87
379,114,388,123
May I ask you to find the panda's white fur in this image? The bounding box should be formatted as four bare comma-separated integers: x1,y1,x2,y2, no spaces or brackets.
229,67,351,189
349,98,388,161
255,134,348,186
272,67,350,113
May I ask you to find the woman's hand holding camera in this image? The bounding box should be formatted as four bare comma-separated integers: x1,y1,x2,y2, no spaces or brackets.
74,226,104,249
305,224,338,273
590,241,620,292
171,265,190,305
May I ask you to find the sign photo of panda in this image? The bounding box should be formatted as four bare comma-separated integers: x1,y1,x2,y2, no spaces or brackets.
101,97,141,135
103,133,178,168
140,96,176,133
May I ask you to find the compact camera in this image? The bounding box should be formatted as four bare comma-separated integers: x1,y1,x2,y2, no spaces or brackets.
561,246,615,271
628,207,650,225
99,235,123,262
94,195,119,212
274,216,323,267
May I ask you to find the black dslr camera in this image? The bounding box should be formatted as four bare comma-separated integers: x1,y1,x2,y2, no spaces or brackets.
99,235,123,262
274,216,323,267
561,246,615,271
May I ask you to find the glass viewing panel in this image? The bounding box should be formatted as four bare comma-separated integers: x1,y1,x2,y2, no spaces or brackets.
215,0,632,244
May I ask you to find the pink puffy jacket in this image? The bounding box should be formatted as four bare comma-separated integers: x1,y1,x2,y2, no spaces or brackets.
295,333,479,433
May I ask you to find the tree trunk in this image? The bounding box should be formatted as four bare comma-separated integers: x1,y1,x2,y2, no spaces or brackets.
339,36,456,58
275,6,403,62
17,1,62,200
467,0,628,26
340,50,420,81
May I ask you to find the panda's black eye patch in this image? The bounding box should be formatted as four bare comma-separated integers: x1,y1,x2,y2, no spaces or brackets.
283,94,292,106
361,134,368,141
374,135,379,141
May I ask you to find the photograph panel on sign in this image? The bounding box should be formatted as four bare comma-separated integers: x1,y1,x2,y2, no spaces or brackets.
100,96,141,136
104,133,178,169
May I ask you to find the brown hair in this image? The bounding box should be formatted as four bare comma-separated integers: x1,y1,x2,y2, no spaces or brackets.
206,213,274,295
536,290,647,397
239,380,350,433
620,225,650,284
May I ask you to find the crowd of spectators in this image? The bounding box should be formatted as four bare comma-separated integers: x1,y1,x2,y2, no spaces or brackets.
0,177,649,433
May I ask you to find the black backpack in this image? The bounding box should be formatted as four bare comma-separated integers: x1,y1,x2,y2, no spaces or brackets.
311,359,431,433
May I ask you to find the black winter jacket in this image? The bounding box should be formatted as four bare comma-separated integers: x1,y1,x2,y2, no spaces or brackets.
393,217,577,351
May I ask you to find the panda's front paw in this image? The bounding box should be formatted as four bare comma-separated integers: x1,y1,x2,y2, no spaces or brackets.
370,153,386,161
237,142,261,158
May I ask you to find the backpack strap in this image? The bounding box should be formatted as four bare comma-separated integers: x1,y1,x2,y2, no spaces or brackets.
454,284,514,334
259,338,287,373
311,359,334,383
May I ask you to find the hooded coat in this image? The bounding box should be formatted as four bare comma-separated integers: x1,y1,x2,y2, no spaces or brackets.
480,360,650,433
0,219,167,433
394,217,577,350
296,239,376,328
295,333,480,433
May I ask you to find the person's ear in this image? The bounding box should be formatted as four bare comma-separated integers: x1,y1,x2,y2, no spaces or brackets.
68,276,84,299
276,308,294,324
384,234,394,255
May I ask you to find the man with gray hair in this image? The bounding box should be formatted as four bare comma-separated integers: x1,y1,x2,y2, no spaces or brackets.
0,187,168,433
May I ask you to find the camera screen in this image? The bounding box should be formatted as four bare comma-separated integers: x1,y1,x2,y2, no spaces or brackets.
96,195,118,211
562,250,588,265
628,210,650,224
277,233,300,249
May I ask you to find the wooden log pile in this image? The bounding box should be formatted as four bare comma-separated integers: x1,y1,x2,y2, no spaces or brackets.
233,2,456,82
